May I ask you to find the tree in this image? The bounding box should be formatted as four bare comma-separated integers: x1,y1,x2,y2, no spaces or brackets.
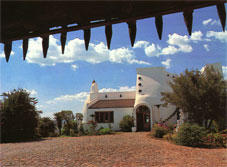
161,66,226,130
39,117,56,137
61,110,75,124
54,110,74,136
0,89,40,142
54,112,64,136
76,113,83,121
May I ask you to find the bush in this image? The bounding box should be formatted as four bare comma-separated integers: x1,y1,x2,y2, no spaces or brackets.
151,124,168,138
70,129,75,137
49,132,58,137
61,120,78,136
78,123,85,135
88,120,97,135
98,128,112,135
175,123,207,147
119,115,134,132
206,133,226,147
39,117,56,137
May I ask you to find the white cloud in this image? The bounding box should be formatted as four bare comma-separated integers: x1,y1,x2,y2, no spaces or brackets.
47,92,89,104
161,58,171,69
203,44,210,51
203,18,212,25
203,18,220,26
24,89,38,96
161,46,178,55
210,20,220,26
25,36,150,66
134,41,149,48
99,86,136,92
167,33,192,53
190,31,203,42
0,51,15,58
127,59,151,65
222,66,227,80
206,31,227,42
71,64,78,71
136,32,205,57
144,43,161,57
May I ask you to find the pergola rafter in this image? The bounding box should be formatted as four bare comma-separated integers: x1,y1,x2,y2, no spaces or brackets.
1,1,226,62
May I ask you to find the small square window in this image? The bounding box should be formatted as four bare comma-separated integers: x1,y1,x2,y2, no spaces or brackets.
139,89,142,93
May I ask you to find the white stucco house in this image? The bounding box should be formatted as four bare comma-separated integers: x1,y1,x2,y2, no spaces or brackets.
82,67,178,131
82,63,223,131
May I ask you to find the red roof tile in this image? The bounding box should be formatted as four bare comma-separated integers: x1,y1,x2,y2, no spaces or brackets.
88,99,135,109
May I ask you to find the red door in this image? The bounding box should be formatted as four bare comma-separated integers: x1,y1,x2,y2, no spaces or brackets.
136,106,150,131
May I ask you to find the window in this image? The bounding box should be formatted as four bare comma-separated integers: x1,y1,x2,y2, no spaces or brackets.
120,94,122,97
138,76,142,80
95,111,114,123
138,83,142,86
139,89,142,93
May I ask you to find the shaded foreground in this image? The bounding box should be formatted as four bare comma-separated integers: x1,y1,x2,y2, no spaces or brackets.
1,132,226,167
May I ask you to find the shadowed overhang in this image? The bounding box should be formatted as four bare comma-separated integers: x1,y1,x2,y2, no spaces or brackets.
1,0,226,62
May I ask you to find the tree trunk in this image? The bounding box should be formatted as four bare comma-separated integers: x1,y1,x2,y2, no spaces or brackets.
204,120,208,128
59,128,61,136
207,120,213,129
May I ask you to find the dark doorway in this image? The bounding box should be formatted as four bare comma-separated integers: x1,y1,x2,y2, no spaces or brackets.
136,105,151,131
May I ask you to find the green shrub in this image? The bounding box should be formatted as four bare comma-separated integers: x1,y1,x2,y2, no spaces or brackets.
88,120,97,135
70,129,75,137
163,133,173,141
206,133,226,147
39,117,56,137
119,115,134,132
78,124,85,135
151,124,168,138
99,128,112,135
175,123,207,147
49,132,58,137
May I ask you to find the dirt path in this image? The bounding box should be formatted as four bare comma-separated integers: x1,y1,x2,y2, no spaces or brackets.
0,132,226,167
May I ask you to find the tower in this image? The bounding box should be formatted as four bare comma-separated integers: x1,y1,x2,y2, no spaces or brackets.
90,80,98,93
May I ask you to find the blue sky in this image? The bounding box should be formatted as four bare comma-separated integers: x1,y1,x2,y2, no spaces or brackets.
0,5,226,118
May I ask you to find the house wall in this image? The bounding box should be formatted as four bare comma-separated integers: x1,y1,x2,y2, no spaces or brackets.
90,91,135,102
151,104,176,125
86,107,134,131
83,91,135,124
134,67,177,127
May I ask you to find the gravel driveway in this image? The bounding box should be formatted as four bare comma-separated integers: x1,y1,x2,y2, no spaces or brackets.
0,132,226,167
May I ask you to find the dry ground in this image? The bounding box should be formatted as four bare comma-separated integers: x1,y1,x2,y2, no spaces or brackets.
0,132,226,167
